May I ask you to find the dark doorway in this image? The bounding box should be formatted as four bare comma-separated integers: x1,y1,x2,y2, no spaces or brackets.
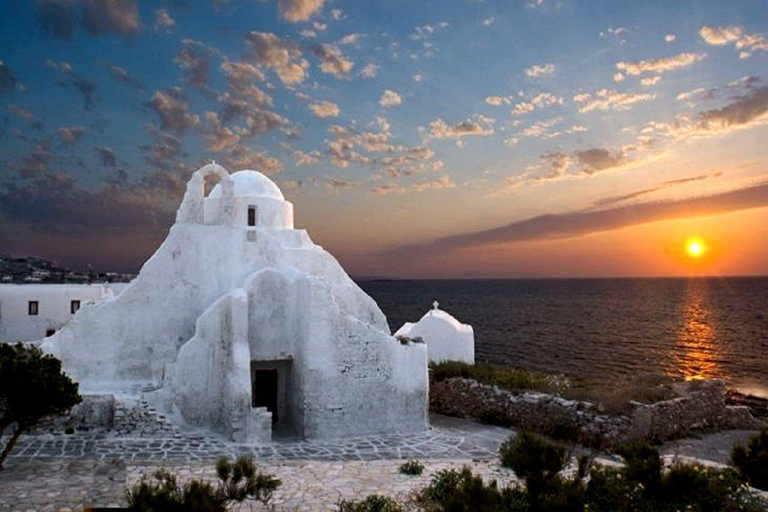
252,368,278,424
46,328,56,337
251,359,295,438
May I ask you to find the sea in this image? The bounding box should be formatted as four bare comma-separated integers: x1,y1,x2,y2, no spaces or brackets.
358,277,768,397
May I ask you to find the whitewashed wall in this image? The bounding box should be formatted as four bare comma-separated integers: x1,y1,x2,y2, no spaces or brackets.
0,284,115,343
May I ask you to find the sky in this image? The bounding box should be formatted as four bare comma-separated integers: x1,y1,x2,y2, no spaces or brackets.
1,0,767,278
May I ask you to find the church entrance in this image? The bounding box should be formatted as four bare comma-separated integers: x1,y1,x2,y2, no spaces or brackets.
250,359,294,437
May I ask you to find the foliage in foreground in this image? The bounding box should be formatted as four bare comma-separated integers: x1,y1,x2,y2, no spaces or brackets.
430,361,564,395
126,455,280,512
731,427,768,491
0,342,81,469
337,494,405,512
399,459,425,476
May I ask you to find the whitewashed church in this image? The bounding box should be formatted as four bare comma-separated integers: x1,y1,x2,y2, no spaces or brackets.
40,164,429,443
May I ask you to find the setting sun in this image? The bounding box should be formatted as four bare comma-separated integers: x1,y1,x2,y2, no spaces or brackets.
686,237,706,258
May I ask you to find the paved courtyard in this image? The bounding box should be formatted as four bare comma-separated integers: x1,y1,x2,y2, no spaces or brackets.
0,415,760,512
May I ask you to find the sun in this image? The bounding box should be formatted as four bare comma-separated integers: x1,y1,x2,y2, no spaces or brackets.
685,237,706,258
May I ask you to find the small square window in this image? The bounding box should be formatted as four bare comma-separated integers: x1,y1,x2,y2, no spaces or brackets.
71,300,81,314
46,329,56,337
28,301,39,315
248,206,256,226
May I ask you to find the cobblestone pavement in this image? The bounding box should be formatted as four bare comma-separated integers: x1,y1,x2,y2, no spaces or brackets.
7,415,511,464
1,416,761,512
0,415,513,511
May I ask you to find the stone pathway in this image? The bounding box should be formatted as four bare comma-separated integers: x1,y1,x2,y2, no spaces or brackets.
1,415,763,512
0,415,512,511
7,415,511,465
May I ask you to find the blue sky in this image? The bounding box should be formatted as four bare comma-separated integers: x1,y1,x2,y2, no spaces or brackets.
1,0,767,277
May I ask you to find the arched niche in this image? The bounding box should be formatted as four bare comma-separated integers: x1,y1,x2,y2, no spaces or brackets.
175,163,234,225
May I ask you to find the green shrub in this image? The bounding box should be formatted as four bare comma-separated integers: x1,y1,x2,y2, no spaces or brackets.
0,342,82,469
430,361,561,394
337,494,404,512
731,427,768,491
126,455,280,512
415,466,527,512
586,440,766,512
399,459,424,476
499,432,567,497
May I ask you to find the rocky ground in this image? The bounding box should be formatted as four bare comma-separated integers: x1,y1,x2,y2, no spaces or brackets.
0,415,763,512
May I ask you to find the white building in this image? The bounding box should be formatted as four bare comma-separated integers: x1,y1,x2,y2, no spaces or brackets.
0,283,118,343
39,164,429,443
395,302,475,364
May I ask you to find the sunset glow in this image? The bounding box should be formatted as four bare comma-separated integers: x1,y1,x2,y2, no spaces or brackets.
0,1,766,278
686,238,706,258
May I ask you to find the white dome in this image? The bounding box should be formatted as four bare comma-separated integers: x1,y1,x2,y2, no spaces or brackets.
209,170,284,200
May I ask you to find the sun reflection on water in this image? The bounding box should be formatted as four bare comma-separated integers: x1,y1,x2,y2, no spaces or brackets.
673,282,723,381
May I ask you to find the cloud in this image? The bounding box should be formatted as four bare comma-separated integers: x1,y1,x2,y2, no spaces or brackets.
140,129,182,170
699,25,744,45
665,34,676,42
146,87,201,134
409,22,450,41
429,116,494,140
107,65,144,90
574,148,626,174
95,146,117,167
10,143,53,177
525,63,555,77
153,8,174,32
360,63,379,78
371,183,402,195
245,31,309,85
81,0,140,36
222,146,283,175
379,89,402,107
57,126,85,145
311,44,354,78
593,173,721,206
46,60,97,109
388,181,768,259
299,29,316,38
324,178,354,192
575,89,655,113
641,76,662,87
699,25,768,59
0,62,18,92
7,104,35,123
338,33,360,45
695,85,768,134
482,17,495,26
293,150,321,166
411,175,455,192
309,100,340,118
278,0,328,22
486,96,510,106
175,39,217,91
616,52,705,76
519,117,563,139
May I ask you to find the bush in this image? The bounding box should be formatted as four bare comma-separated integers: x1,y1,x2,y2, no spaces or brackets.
337,495,405,512
0,342,81,469
399,459,424,476
499,432,567,497
415,466,527,512
126,455,280,512
430,361,562,394
731,427,768,491
587,440,766,512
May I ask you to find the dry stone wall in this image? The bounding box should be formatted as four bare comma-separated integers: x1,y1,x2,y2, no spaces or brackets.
431,377,761,447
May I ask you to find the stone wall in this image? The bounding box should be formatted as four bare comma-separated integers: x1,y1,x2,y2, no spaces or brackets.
29,394,180,437
431,378,761,447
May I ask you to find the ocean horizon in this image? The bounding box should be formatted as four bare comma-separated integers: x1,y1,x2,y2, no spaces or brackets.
359,276,768,398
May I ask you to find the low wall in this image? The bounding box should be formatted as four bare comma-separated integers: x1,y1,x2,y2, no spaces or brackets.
430,378,760,447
